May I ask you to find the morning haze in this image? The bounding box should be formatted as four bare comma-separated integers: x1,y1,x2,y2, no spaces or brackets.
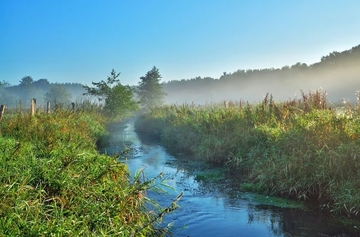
1,44,359,107
1,1,360,110
162,45,360,105
2,1,360,236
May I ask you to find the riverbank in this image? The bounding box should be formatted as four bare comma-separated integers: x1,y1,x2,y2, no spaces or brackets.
104,120,359,236
0,109,165,236
134,90,360,222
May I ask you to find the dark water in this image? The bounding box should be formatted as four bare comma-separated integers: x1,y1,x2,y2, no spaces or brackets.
101,121,359,237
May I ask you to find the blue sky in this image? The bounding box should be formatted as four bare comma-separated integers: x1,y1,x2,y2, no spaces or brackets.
1,0,359,86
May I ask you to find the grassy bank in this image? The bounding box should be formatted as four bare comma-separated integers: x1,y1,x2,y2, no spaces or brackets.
135,90,360,218
0,108,170,236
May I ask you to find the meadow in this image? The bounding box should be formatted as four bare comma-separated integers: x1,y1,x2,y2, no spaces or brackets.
135,90,360,218
0,104,174,236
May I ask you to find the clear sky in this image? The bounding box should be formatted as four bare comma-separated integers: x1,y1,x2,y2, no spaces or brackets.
1,0,359,86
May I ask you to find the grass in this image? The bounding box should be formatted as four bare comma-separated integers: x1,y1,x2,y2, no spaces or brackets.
194,168,227,183
135,89,360,219
0,106,175,236
240,191,307,209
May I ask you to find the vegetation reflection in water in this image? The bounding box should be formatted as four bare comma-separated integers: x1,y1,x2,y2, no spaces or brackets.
105,120,360,237
135,90,360,219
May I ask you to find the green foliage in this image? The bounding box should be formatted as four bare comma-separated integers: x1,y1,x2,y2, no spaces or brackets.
0,109,174,236
194,169,226,182
83,69,138,119
135,90,360,219
1,77,86,108
137,66,166,108
83,69,120,102
104,84,138,119
19,76,34,86
240,191,306,209
18,76,37,104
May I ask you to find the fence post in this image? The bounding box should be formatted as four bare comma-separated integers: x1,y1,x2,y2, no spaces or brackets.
31,98,36,116
47,102,51,114
0,104,5,123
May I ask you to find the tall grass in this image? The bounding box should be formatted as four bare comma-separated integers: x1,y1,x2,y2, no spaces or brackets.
135,90,360,218
0,107,173,236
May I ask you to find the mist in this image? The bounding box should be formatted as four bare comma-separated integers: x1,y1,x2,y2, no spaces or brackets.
1,45,359,108
162,45,360,106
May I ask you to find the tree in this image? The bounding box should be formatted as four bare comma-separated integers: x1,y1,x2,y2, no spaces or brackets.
137,66,166,108
18,76,36,104
44,84,72,106
0,80,11,88
104,84,138,117
33,79,51,91
83,69,138,118
83,69,120,102
19,76,34,86
0,81,16,106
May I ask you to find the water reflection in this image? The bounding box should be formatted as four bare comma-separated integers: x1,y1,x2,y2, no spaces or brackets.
101,121,358,237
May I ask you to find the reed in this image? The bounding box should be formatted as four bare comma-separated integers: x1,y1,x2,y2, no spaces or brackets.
135,89,360,218
0,107,173,236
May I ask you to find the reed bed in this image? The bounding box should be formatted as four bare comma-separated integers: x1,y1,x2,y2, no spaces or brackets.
135,90,360,217
0,107,171,236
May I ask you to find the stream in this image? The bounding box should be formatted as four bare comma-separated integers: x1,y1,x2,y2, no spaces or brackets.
101,121,359,237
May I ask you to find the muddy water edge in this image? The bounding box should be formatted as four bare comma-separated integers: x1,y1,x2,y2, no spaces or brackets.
99,121,360,237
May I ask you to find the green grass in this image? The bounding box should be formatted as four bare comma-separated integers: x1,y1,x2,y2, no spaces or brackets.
194,168,226,183
241,191,307,209
135,90,360,218
0,108,173,236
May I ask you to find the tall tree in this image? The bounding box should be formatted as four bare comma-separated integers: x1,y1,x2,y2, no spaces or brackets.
19,76,34,86
44,84,72,106
19,76,36,104
104,84,138,118
83,69,138,118
137,66,166,108
83,69,120,102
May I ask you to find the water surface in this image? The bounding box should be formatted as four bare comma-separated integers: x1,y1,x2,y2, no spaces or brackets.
101,121,359,237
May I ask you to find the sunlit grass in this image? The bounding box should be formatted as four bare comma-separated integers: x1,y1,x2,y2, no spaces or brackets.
0,106,173,236
135,89,360,218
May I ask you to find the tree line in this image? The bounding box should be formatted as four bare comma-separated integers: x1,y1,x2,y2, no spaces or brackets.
2,44,359,109
0,67,165,118
162,44,360,104
0,77,84,108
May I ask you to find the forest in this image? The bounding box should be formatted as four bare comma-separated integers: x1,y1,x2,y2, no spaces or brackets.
1,44,360,108
163,44,360,104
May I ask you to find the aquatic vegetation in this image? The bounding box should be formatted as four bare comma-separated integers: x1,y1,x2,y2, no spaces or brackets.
241,192,307,209
194,168,227,183
135,90,360,218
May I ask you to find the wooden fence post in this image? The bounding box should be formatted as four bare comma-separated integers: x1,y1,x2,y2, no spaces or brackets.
31,98,36,116
0,104,5,123
47,102,51,114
